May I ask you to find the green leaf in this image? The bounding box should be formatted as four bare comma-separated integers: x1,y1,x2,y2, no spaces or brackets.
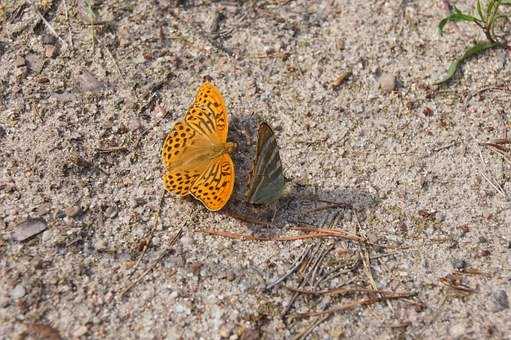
501,0,511,5
476,0,485,21
434,41,503,85
438,7,480,35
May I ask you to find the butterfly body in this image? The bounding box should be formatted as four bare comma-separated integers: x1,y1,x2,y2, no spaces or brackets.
246,122,285,205
161,82,235,211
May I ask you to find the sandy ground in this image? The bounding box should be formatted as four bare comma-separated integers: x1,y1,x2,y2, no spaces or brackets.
1,0,510,339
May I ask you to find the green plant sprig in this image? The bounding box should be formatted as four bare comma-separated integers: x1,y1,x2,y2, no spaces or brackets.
435,0,511,85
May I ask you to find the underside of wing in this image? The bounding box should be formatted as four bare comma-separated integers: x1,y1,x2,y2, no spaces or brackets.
246,122,285,205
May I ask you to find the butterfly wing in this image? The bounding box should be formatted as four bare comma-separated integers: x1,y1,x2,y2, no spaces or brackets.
161,121,210,196
162,168,204,197
161,121,199,168
246,122,285,205
185,82,228,142
162,81,235,209
190,153,235,211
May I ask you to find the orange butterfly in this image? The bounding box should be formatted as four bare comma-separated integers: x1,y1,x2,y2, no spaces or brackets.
161,81,235,211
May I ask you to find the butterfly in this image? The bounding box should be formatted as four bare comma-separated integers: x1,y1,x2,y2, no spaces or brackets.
161,80,236,211
245,122,285,205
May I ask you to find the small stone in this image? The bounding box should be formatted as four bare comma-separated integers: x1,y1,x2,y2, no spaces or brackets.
76,71,106,92
105,206,118,219
336,39,345,50
65,206,82,218
44,44,58,58
379,73,396,93
25,53,44,73
174,304,190,314
219,271,236,282
166,255,185,268
72,325,88,337
118,26,130,47
15,55,26,67
35,203,51,216
478,249,491,257
240,327,260,340
134,197,146,206
16,66,28,78
451,259,467,270
10,284,26,299
218,325,229,338
41,34,56,45
41,230,54,244
95,239,107,251
128,118,142,131
0,294,9,307
449,323,466,337
181,234,194,250
492,290,509,312
190,262,203,275
12,218,48,242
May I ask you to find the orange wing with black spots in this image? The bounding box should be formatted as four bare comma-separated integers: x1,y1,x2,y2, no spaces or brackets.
161,80,235,211
185,81,228,141
162,168,204,197
161,121,198,168
189,154,235,211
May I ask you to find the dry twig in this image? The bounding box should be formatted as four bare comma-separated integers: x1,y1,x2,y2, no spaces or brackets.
294,292,416,318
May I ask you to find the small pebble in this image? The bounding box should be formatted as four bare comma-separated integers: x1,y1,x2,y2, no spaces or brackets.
65,206,82,218
492,290,509,312
16,66,28,78
181,234,194,250
379,73,396,93
128,118,142,131
72,326,88,338
117,26,130,47
0,294,9,307
190,262,204,275
15,55,26,67
105,206,118,219
41,230,54,244
132,197,146,207
167,255,185,268
174,304,190,314
240,328,260,340
218,325,229,338
10,284,26,299
12,218,47,242
44,44,58,58
25,53,44,73
95,239,107,251
41,34,56,45
451,259,467,270
449,323,466,337
76,71,106,92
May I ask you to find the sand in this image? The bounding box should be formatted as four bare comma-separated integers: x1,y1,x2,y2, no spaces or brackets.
1,0,510,339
